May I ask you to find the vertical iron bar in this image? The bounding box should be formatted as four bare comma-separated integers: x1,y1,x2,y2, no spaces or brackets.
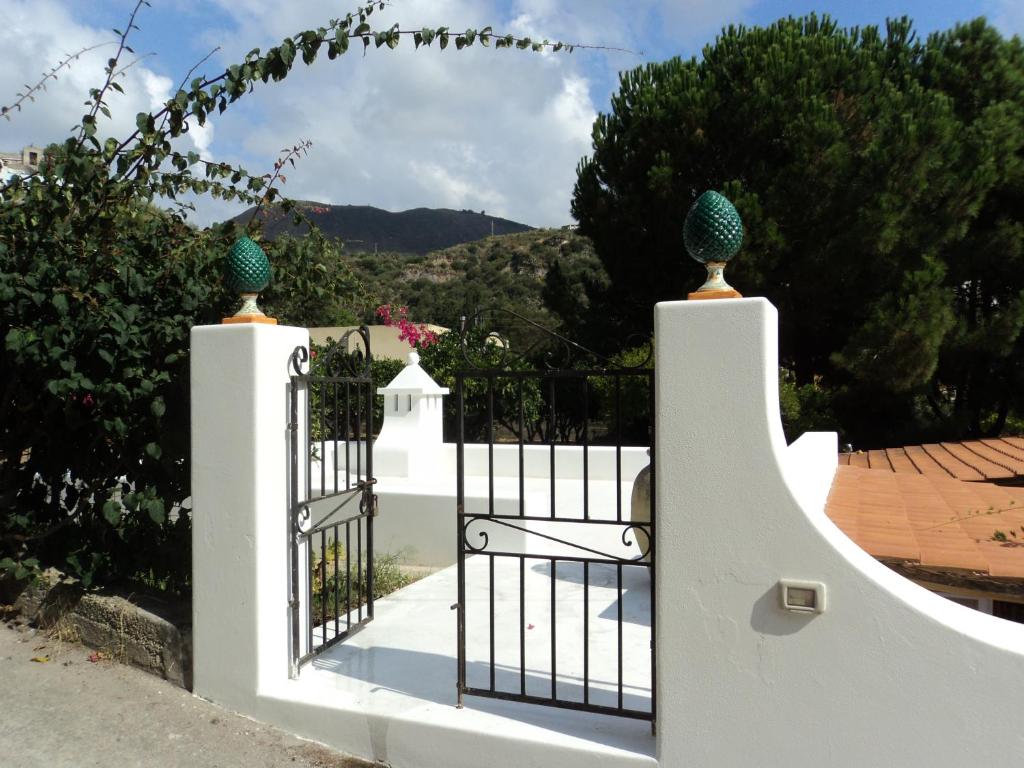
489,554,496,691
357,516,363,622
583,561,590,705
306,374,312,502
366,496,375,621
617,562,623,710
306,537,313,654
582,376,589,520
355,383,362,482
333,524,339,639
345,383,351,490
366,363,375,621
365,334,374,483
519,557,526,696
289,378,300,675
319,382,326,495
456,371,466,708
549,377,556,519
615,375,622,522
320,530,327,640
518,379,525,517
332,383,339,495
487,375,495,516
550,559,557,701
345,520,352,631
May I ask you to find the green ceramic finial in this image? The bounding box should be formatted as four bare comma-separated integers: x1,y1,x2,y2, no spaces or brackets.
223,236,275,322
225,235,272,293
684,191,744,298
683,190,744,264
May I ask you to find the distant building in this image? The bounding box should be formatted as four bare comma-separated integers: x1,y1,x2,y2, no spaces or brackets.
0,145,44,184
308,324,450,361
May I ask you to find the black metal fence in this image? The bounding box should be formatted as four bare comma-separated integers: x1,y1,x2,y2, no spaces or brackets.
288,328,376,675
454,310,656,726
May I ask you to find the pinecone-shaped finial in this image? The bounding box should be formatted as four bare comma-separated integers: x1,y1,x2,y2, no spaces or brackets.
222,236,277,324
684,191,744,299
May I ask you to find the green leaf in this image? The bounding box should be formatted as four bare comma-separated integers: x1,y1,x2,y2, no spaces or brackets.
51,293,69,315
145,442,162,460
151,397,166,417
146,499,166,524
102,499,122,526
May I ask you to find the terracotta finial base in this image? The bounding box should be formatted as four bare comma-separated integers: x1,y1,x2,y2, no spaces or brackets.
687,288,743,301
222,315,279,325
222,291,278,324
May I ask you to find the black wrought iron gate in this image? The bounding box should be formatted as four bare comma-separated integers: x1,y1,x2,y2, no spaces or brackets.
454,310,656,726
288,327,376,676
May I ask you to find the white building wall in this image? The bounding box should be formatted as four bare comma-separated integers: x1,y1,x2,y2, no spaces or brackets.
655,297,1024,767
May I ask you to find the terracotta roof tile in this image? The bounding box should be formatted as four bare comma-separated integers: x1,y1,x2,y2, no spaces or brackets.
825,465,1024,580
885,449,919,474
841,438,1024,483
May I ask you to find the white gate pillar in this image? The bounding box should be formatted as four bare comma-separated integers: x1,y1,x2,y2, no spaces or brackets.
190,323,308,709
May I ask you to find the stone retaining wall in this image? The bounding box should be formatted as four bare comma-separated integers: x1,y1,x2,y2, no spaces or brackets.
1,570,192,689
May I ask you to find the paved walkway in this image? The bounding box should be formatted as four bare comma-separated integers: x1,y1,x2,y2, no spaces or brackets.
0,620,371,768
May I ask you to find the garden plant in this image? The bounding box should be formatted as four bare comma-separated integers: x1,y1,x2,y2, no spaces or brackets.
0,0,595,590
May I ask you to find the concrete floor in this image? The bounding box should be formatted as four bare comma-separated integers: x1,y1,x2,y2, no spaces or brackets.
0,620,368,768
273,557,656,768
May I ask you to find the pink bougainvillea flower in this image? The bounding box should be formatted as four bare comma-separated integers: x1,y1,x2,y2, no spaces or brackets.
377,303,438,350
81,393,95,408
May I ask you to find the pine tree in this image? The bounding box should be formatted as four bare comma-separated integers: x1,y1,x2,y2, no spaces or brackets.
572,15,1024,444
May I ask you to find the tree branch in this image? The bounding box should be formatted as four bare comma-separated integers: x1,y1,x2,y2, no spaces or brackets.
1,42,117,121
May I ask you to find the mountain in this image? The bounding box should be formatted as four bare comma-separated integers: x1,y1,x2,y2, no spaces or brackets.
348,228,608,330
234,201,533,254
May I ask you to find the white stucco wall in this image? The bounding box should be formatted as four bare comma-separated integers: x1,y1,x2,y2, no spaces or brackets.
191,323,308,709
655,298,1024,766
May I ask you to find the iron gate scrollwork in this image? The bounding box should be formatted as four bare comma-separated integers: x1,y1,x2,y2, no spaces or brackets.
288,326,376,676
454,309,656,727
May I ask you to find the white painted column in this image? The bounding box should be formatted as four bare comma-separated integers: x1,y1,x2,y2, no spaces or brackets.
191,323,308,709
654,297,1024,767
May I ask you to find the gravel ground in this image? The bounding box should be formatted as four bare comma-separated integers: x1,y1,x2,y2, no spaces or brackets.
0,618,375,768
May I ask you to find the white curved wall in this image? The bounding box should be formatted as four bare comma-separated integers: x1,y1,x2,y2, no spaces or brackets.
655,298,1024,767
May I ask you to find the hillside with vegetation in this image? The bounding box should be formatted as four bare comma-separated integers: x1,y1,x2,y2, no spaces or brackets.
237,201,533,254
346,228,608,331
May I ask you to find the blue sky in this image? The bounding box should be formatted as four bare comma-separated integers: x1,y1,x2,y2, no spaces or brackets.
3,1,1021,227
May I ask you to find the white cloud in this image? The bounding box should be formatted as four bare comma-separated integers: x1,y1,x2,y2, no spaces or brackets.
1,0,755,228
186,0,607,227
0,1,213,166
